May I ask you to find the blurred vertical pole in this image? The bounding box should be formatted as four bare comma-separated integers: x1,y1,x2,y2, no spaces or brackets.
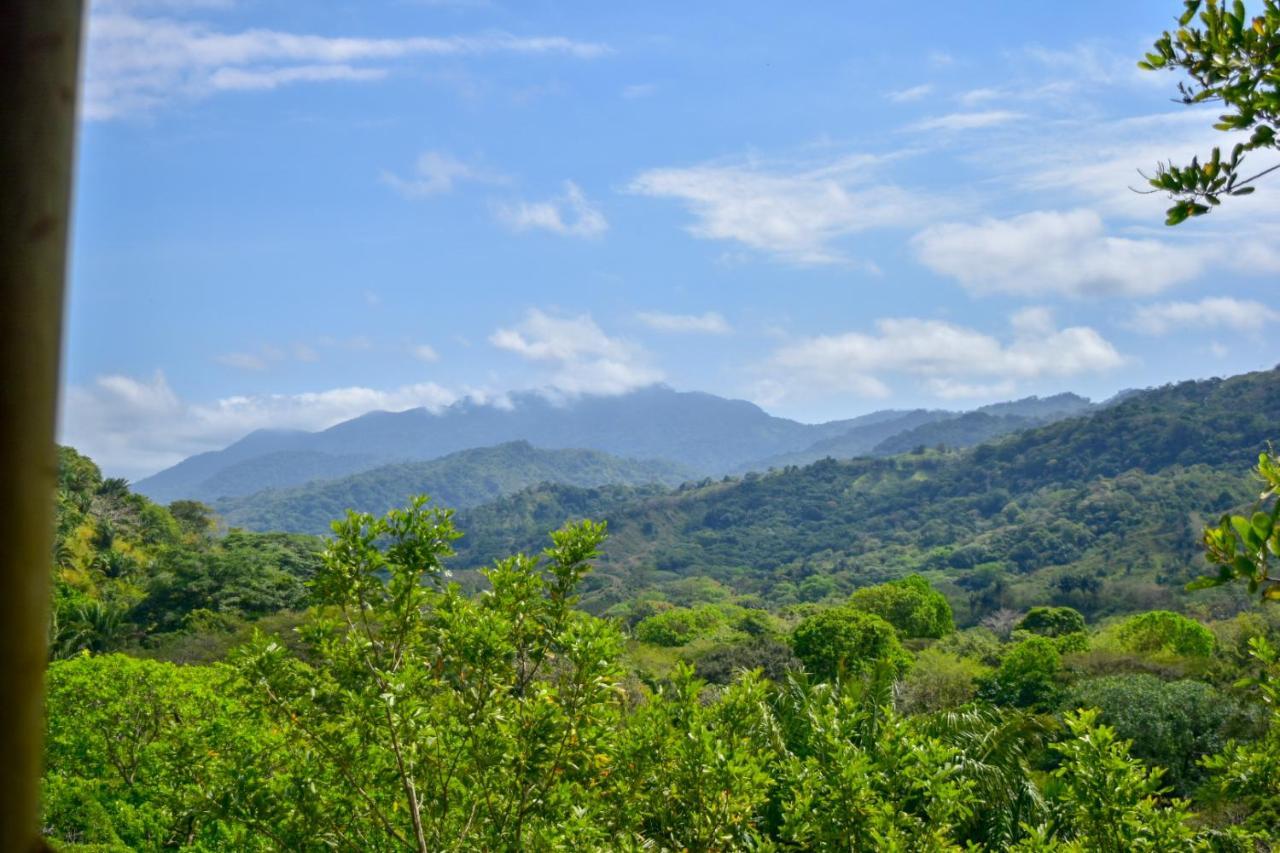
0,1,84,849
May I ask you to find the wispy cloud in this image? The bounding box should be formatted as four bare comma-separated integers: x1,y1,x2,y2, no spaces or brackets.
410,343,441,362
496,181,608,238
910,109,1022,132
380,150,506,198
629,154,939,265
83,9,610,118
60,371,460,478
622,82,657,99
490,309,659,394
886,83,933,103
912,208,1208,298
636,311,731,335
1128,297,1280,335
756,311,1122,405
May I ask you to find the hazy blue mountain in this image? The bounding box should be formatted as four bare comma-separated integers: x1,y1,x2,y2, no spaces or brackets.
743,394,1096,471
135,385,1099,505
214,441,694,535
742,409,954,471
974,392,1094,419
451,368,1280,614
136,386,896,503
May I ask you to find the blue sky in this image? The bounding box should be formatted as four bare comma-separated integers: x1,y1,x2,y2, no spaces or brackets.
63,0,1280,477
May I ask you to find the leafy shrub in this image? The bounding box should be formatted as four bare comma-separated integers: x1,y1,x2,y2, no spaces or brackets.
1067,674,1259,794
895,648,988,714
693,637,799,685
1017,605,1086,637
846,574,954,639
1111,610,1215,658
634,604,726,646
981,636,1062,709
790,607,910,682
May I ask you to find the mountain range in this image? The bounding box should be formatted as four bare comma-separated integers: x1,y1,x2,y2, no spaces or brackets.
448,368,1280,619
135,385,1097,506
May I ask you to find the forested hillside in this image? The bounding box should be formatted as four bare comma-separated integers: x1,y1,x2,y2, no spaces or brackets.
50,447,324,661
455,369,1280,621
214,441,692,534
134,386,1100,505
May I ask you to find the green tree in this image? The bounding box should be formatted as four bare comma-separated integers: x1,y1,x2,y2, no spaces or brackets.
1068,674,1251,793
1112,610,1216,658
846,574,955,639
233,499,626,851
790,607,910,683
1139,0,1280,224
1017,606,1086,638
1018,709,1200,851
42,654,257,850
1198,637,1280,837
1194,450,1280,599
982,636,1062,709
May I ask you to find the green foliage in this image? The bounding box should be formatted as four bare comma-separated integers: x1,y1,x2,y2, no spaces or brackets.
1112,610,1217,658
1018,606,1087,637
457,368,1280,618
847,573,955,638
693,636,800,685
49,446,328,658
790,607,910,682
1195,450,1280,598
1140,0,1280,224
983,635,1063,708
1068,674,1255,793
233,499,628,849
215,441,692,534
772,673,977,849
1022,709,1201,851
1199,637,1280,837
895,647,988,714
43,654,258,850
634,603,726,646
40,491,1280,850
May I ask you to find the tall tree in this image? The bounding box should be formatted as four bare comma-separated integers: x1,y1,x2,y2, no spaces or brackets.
1140,0,1280,224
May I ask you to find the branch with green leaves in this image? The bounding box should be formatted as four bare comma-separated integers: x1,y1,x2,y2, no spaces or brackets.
1191,451,1280,599
1138,0,1280,224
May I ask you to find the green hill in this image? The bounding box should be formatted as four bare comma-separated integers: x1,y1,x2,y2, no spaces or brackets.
454,369,1280,620
214,441,693,534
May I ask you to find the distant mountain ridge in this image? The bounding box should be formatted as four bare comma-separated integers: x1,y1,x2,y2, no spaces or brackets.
449,368,1280,614
213,441,693,535
135,385,1096,505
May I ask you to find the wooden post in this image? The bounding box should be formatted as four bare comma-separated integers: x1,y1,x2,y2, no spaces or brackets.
0,1,85,849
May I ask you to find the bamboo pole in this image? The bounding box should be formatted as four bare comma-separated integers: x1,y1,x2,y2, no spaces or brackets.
0,1,85,849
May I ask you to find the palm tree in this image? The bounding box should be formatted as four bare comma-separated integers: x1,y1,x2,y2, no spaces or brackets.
921,705,1057,847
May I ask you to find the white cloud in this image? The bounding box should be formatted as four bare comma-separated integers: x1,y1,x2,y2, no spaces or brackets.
622,83,657,99
490,308,660,394
628,154,937,265
380,150,505,198
910,110,1022,132
496,181,608,238
411,343,441,362
83,10,609,118
60,371,459,478
215,342,324,370
758,313,1122,404
912,208,1208,297
215,351,268,371
636,311,731,335
957,87,1002,106
208,63,385,90
1128,297,1280,335
886,83,932,103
